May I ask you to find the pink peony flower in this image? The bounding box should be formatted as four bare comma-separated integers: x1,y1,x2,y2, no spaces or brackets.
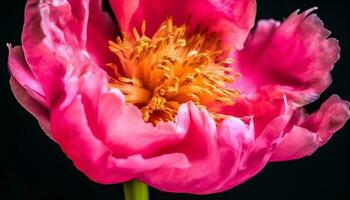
7,0,349,194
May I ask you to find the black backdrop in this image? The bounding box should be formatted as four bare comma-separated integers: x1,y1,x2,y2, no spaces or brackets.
1,0,349,199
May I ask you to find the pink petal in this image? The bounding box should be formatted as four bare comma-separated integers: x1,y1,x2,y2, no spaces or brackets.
269,126,319,161
139,101,291,194
48,62,191,183
21,0,113,103
73,69,189,158
7,45,47,106
234,8,340,105
220,89,289,134
21,0,88,102
7,44,51,138
301,95,350,145
139,103,250,194
51,94,190,184
270,95,350,161
10,78,51,139
225,104,292,183
86,0,118,66
85,89,189,158
110,0,256,49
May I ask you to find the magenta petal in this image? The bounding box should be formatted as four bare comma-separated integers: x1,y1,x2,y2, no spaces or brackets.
110,0,256,49
301,95,350,145
21,0,87,102
8,44,51,138
270,95,350,161
235,9,340,105
87,0,118,66
85,89,188,158
47,65,191,183
269,126,319,161
10,78,51,138
51,94,190,184
208,110,292,193
21,0,110,103
139,102,236,194
74,70,188,158
8,45,47,106
139,102,289,194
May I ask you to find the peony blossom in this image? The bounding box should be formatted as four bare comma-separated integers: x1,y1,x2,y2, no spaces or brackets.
7,0,349,195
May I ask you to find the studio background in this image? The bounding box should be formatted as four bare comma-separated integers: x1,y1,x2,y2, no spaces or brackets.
1,0,349,199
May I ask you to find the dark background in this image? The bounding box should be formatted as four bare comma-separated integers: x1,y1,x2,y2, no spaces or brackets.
1,0,349,199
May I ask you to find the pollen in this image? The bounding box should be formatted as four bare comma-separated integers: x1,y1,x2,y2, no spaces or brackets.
106,17,240,124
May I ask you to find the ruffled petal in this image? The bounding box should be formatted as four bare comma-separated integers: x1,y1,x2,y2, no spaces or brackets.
301,95,350,145
139,102,248,194
139,101,291,194
220,89,289,134
269,126,319,161
110,0,256,49
73,68,189,158
21,0,114,103
21,0,88,103
270,95,350,161
46,59,191,183
234,8,340,105
208,107,292,193
51,93,190,184
84,90,189,158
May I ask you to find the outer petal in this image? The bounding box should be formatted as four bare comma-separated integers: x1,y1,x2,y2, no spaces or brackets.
8,45,46,106
139,103,253,194
12,0,104,143
270,95,350,161
139,102,292,194
21,0,88,103
10,78,51,138
110,0,256,49
220,89,290,134
50,93,190,184
269,126,319,161
212,103,293,193
234,9,340,105
21,0,116,103
8,45,51,138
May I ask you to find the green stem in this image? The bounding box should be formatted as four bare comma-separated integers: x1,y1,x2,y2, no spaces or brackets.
123,180,149,200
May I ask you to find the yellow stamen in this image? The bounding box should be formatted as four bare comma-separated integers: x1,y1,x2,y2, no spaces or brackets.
107,17,240,124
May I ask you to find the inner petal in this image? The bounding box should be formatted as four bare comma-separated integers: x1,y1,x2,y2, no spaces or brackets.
106,17,239,124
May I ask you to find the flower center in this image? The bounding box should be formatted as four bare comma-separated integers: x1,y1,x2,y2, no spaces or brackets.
106,17,239,124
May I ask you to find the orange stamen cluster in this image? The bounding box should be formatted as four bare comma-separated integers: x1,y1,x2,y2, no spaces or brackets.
107,18,239,124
